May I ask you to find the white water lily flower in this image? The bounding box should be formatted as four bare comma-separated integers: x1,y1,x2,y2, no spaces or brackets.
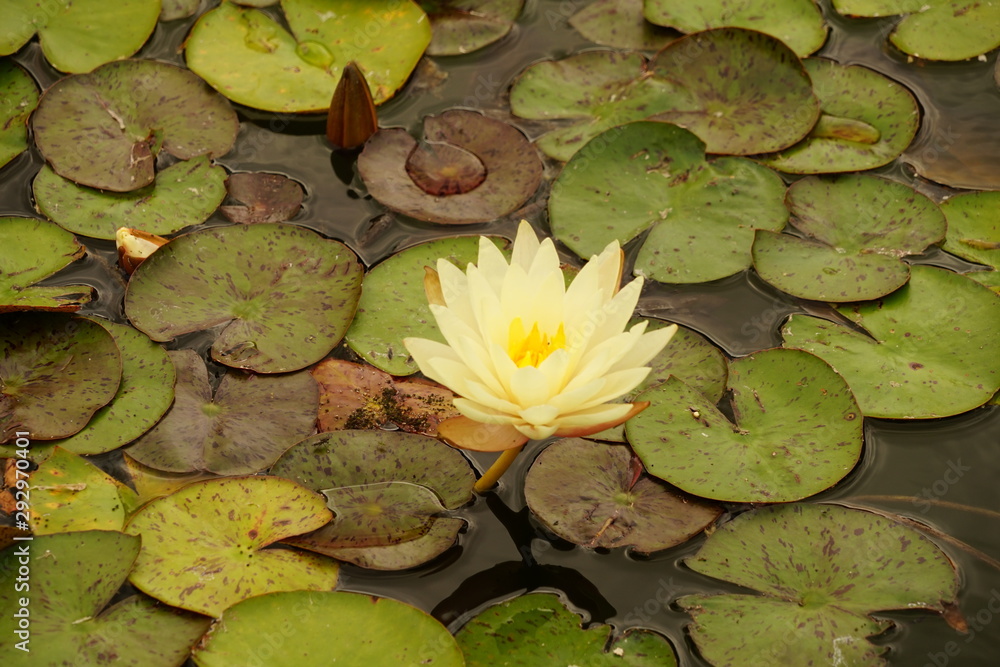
403,221,676,452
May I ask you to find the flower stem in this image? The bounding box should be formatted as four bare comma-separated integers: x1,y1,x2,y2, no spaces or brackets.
474,445,524,493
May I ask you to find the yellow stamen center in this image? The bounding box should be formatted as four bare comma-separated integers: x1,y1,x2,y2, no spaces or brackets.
507,318,566,368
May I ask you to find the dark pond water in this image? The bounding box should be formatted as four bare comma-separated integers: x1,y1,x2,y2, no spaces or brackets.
3,1,999,665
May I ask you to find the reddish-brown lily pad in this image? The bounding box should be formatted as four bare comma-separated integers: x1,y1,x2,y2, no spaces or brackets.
220,172,304,224
420,0,526,55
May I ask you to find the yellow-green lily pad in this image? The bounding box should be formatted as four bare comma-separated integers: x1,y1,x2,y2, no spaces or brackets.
0,60,38,170
940,190,1000,291
0,217,91,313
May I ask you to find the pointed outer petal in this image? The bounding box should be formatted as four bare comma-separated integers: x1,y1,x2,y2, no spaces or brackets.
446,334,508,398
476,235,510,294
435,259,469,311
518,403,560,426
423,266,445,307
561,330,638,394
499,262,532,326
526,237,561,284
510,220,542,271
453,398,519,424
402,337,461,384
466,265,507,348
551,366,652,414
590,276,643,345
546,376,609,413
554,401,649,437
561,286,610,363
430,303,485,358
535,348,573,396
509,365,556,408
427,357,519,414
488,341,519,398
608,323,678,374
438,415,528,452
524,263,567,336
515,421,559,440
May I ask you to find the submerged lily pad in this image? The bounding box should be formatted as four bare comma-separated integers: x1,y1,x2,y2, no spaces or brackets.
421,0,525,55
549,121,788,283
569,0,678,51
0,217,92,312
0,0,160,73
185,0,431,112
0,314,121,441
125,223,363,373
127,349,317,474
782,265,1000,418
627,348,863,503
832,0,1000,60
28,447,138,534
0,60,38,170
125,475,338,617
124,453,218,507
753,174,946,301
192,590,464,666
940,191,1000,291
456,592,678,666
312,359,460,435
525,439,720,552
32,59,238,192
0,531,211,666
359,110,542,224
679,503,959,665
315,481,446,548
34,156,228,240
220,172,304,224
758,58,920,174
644,0,827,56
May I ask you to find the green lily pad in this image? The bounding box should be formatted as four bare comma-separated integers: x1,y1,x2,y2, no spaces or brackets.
0,531,211,666
313,481,446,548
345,235,485,374
0,217,92,312
782,265,1000,418
28,447,138,534
33,156,228,240
127,349,317,474
125,475,338,617
421,0,525,55
0,314,121,441
32,59,238,192
124,223,363,373
456,592,678,666
647,28,819,155
627,348,863,502
123,453,218,507
220,172,304,225
757,58,920,174
192,590,464,666
358,109,543,224
752,174,947,301
0,60,38,170
569,0,678,51
549,121,788,283
644,0,827,56
185,0,431,112
49,318,175,455
317,516,466,570
0,0,160,73
678,503,960,665
940,190,1000,291
832,0,1000,61
525,438,720,551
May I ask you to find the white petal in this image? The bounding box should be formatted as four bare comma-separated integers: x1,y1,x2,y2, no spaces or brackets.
514,422,558,440
608,323,678,373
454,398,519,425
535,347,572,396
590,276,643,345
436,259,470,312
466,265,507,348
519,403,560,426
426,357,519,414
403,337,460,385
477,236,509,294
563,367,650,412
511,220,541,270
555,403,633,429
547,377,609,413
509,365,554,408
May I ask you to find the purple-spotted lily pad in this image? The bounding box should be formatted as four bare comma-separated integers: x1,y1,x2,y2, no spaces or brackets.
782,265,1000,419
679,504,960,665
421,0,525,55
644,0,828,56
192,590,464,667
127,349,317,475
0,314,121,441
0,60,38,169
220,172,304,224
28,447,139,534
0,531,211,665
0,217,92,312
124,223,363,373
549,121,788,283
312,481,446,548
525,439,720,552
647,28,819,155
569,0,678,51
940,191,1000,292
627,348,863,503
359,109,542,224
832,0,1000,60
125,475,338,617
753,174,946,301
0,0,160,73
185,0,431,112
32,59,238,192
757,58,920,174
34,156,227,240
456,592,678,666
272,430,474,570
